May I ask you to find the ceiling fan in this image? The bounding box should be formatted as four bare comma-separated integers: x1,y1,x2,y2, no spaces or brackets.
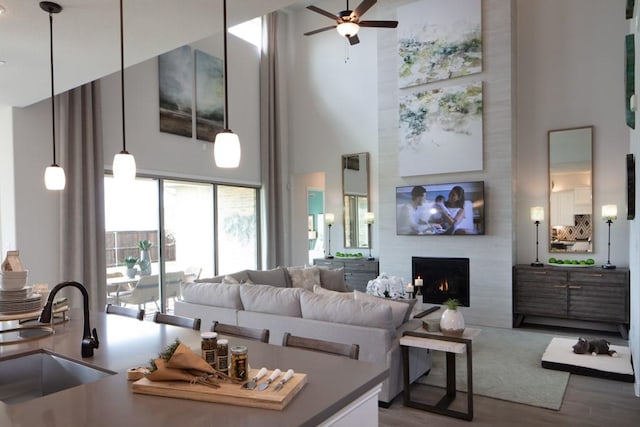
304,0,398,46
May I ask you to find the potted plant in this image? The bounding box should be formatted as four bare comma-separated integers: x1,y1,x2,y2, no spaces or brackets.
137,239,152,276
440,298,465,336
123,256,138,278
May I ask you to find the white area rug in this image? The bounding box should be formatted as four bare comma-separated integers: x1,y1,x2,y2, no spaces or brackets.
541,337,634,382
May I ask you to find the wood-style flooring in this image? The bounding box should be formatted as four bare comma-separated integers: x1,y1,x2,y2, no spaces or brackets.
380,325,639,426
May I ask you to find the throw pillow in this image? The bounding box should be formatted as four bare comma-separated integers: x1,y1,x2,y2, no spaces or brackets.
180,282,243,310
300,292,393,332
313,284,353,299
286,265,321,290
246,267,289,287
318,267,348,292
239,284,304,317
353,290,412,328
221,275,240,284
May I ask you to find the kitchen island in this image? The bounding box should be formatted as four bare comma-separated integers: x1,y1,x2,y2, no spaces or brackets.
0,310,388,426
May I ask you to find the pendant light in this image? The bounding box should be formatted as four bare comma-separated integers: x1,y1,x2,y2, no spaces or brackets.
112,0,136,180
214,0,241,168
41,2,65,191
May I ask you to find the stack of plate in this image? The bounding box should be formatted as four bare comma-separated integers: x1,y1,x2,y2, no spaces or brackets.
0,287,42,314
0,270,28,290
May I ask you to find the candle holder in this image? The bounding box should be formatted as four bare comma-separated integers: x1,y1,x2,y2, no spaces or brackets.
365,212,375,261
601,205,617,269
530,206,544,267
325,213,334,259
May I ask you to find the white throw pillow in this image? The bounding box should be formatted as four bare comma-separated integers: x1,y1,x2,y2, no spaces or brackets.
286,265,321,290
353,290,412,328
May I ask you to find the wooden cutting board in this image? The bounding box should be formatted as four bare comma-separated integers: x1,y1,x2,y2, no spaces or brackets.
132,368,307,410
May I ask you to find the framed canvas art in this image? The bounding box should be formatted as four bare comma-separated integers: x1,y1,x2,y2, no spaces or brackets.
159,45,193,138
195,50,225,142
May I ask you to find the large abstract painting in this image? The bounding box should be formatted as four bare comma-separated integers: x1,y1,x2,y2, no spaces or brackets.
195,50,224,142
398,82,483,176
398,0,482,88
159,45,193,138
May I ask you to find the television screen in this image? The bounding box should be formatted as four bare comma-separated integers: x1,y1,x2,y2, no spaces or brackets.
396,181,485,235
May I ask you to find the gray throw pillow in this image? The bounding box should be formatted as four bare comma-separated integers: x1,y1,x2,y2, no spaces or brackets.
246,267,289,287
286,266,321,290
180,282,243,310
300,291,393,331
318,267,347,292
313,284,353,299
239,284,304,317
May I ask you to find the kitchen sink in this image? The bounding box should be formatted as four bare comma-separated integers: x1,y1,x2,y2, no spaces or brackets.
0,349,115,404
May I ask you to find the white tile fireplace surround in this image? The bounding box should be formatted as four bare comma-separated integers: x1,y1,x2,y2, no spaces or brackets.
412,257,470,307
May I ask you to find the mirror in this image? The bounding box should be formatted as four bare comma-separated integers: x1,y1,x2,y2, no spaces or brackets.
548,126,593,253
342,153,370,249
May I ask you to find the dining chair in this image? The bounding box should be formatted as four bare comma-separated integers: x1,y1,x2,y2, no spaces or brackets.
211,321,270,343
105,303,144,320
153,312,201,330
118,275,160,311
282,332,359,360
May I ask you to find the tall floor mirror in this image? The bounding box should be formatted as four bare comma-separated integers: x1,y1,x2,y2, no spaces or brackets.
342,153,370,249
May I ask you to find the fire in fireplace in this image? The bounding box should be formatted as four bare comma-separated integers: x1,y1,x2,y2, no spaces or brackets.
412,257,470,307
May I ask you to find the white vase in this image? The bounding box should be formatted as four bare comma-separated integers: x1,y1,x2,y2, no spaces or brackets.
440,308,465,337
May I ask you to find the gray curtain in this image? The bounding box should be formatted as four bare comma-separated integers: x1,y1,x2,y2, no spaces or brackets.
57,81,106,311
260,12,285,268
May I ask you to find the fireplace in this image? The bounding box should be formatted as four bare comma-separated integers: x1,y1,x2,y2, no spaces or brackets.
412,257,470,307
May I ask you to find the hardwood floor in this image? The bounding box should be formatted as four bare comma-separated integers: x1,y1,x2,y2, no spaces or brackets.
380,325,639,426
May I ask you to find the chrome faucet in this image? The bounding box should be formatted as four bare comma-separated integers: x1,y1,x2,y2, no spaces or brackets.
39,281,100,358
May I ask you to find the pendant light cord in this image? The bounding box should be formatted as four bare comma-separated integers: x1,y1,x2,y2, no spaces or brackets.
48,12,57,165
120,0,127,152
222,0,230,130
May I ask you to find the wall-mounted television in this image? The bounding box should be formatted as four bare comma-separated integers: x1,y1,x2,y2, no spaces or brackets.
396,181,485,235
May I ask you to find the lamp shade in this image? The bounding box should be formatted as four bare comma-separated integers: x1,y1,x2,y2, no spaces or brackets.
365,212,375,224
337,22,359,37
602,204,618,220
113,151,136,181
44,164,66,190
530,206,544,222
325,213,335,226
214,130,241,168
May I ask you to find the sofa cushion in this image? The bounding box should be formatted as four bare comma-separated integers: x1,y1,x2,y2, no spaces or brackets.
318,267,347,292
196,270,249,284
246,267,289,288
287,265,321,290
313,284,352,299
353,290,413,328
222,275,240,284
239,284,304,317
180,282,243,310
300,292,393,331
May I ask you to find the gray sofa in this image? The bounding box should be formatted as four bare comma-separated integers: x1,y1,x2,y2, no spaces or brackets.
174,266,431,404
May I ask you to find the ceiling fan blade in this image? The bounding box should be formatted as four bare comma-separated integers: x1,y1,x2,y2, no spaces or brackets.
359,20,398,28
348,34,360,45
352,0,377,19
304,25,337,36
307,5,339,21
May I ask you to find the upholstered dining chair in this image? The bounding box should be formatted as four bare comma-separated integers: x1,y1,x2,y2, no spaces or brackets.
153,312,201,330
282,332,359,360
105,303,144,320
211,321,270,343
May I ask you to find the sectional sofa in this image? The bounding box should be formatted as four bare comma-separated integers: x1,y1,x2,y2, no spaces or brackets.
174,265,431,404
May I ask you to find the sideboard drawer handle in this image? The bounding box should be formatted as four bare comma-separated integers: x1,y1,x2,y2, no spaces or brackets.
589,274,603,278
568,285,582,289
554,285,566,288
532,271,547,275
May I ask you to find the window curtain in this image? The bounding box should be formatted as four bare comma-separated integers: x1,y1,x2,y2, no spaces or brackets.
57,81,106,311
260,12,286,268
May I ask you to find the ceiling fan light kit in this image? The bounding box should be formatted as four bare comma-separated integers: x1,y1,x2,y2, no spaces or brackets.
337,22,359,38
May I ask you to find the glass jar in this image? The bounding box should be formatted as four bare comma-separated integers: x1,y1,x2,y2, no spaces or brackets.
201,332,217,369
230,345,248,381
216,339,229,374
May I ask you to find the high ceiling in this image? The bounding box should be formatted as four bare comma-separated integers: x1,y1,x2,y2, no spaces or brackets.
0,0,304,108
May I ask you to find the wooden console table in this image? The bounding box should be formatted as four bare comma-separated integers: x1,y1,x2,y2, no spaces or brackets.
400,328,480,421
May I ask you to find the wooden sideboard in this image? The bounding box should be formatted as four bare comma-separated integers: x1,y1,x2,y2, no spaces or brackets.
513,264,630,338
314,258,379,293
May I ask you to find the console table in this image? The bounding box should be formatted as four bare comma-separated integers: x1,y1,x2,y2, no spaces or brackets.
313,258,379,292
513,265,630,338
400,328,480,421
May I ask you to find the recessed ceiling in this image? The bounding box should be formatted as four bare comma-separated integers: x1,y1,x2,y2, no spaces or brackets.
0,0,303,108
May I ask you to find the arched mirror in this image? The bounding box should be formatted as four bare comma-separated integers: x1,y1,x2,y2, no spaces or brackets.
548,126,593,253
342,153,370,249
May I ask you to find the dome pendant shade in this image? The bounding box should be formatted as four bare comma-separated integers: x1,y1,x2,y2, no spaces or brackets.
113,151,137,181
337,22,359,38
214,130,241,168
44,164,66,190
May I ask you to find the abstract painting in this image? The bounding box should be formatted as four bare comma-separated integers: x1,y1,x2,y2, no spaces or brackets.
398,82,483,176
159,45,193,138
195,50,224,142
398,0,482,88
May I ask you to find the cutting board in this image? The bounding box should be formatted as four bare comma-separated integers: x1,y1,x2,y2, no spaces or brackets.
132,368,307,410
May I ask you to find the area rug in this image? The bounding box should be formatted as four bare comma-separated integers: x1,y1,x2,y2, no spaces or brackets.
541,337,634,382
416,326,570,410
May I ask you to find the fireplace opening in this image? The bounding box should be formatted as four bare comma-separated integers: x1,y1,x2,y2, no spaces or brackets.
412,257,470,307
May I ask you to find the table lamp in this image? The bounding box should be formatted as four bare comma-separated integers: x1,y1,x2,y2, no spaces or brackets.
530,206,544,267
601,205,617,269
365,212,375,260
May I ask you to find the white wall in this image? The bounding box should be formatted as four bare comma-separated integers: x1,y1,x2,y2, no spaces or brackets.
516,0,629,266
0,106,15,257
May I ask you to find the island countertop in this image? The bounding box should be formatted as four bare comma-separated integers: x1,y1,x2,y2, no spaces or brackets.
0,310,388,427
